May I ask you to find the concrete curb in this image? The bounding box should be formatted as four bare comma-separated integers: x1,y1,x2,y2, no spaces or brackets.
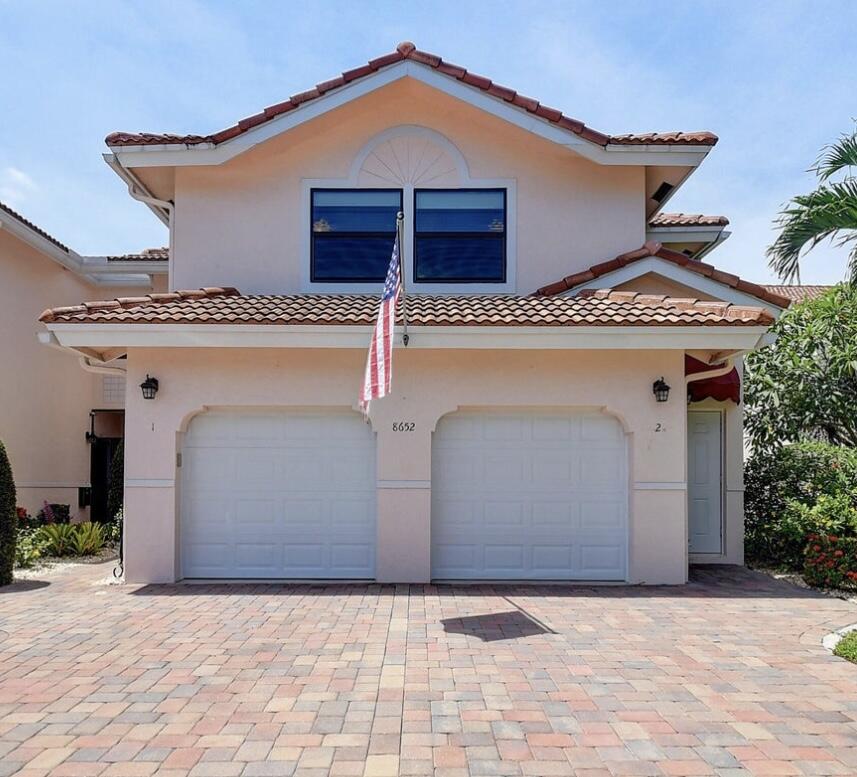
823,622,857,652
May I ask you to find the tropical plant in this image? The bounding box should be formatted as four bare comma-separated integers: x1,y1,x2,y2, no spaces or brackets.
767,126,857,283
744,285,857,449
38,523,77,557
15,527,47,568
106,441,124,522
744,441,857,566
69,522,106,557
0,441,16,585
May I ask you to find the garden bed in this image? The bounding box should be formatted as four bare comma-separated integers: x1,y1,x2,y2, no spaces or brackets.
750,563,857,605
14,546,118,580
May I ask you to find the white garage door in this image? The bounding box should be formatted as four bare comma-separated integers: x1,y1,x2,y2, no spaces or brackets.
181,410,376,579
432,410,627,580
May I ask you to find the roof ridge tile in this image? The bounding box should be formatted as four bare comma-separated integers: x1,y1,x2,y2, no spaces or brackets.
105,43,718,151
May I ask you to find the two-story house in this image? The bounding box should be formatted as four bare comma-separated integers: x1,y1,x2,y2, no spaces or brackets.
38,43,792,584
0,200,166,522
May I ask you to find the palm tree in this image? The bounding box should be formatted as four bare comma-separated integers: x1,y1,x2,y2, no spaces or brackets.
767,127,857,283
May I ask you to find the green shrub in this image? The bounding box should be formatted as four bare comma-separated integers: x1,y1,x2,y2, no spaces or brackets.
834,631,857,663
38,523,77,556
0,441,16,585
106,441,124,522
15,527,47,568
775,495,857,569
744,442,857,566
804,535,857,589
69,522,106,557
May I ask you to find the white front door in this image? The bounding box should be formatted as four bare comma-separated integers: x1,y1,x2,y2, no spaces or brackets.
180,409,376,579
431,410,628,580
687,410,722,554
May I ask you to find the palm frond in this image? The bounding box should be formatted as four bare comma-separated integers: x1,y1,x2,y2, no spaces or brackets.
767,179,857,282
813,127,857,180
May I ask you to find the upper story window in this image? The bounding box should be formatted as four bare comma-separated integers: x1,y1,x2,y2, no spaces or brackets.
311,189,403,282
302,125,516,293
414,189,506,283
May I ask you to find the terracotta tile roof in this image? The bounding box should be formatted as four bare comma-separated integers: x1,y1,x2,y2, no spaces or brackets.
535,240,792,308
0,200,70,253
105,42,718,151
649,213,729,228
763,284,832,302
106,247,169,262
39,286,772,327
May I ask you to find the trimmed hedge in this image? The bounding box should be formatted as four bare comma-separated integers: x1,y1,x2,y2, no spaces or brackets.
0,441,17,586
744,442,857,567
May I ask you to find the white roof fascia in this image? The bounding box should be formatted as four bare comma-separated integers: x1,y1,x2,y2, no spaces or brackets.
83,274,155,288
108,61,712,169
1,205,161,287
81,257,169,275
46,322,769,353
568,256,786,314
645,227,725,244
0,212,82,273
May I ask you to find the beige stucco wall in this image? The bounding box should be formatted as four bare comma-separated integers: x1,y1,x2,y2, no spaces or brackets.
122,346,688,585
171,77,644,295
0,228,165,516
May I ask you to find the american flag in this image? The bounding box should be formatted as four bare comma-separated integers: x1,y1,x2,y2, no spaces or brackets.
359,231,401,413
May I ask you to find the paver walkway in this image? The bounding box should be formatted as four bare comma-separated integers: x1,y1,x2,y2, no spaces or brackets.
1,563,856,776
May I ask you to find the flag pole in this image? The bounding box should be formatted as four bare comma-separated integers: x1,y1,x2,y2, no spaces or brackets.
396,210,409,347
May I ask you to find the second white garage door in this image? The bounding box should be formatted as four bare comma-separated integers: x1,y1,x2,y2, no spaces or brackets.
431,410,628,580
180,410,376,579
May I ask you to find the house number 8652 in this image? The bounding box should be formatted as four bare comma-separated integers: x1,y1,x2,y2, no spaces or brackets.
392,422,415,432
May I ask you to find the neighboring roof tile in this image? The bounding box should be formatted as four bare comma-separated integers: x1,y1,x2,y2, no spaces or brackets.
763,285,832,302
40,287,772,327
106,247,169,262
105,42,718,151
649,213,729,228
0,200,70,253
535,240,792,308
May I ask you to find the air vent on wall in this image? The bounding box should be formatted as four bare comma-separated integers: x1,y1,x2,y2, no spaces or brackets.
651,182,674,203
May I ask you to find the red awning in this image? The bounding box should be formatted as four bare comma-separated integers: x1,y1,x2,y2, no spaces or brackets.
685,354,740,404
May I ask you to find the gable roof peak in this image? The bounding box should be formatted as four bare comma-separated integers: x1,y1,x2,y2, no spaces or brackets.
104,43,718,153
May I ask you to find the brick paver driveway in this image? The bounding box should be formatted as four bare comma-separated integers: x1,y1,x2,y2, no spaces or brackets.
1,563,857,777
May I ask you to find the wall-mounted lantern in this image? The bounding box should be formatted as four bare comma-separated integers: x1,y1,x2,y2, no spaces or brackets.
652,377,671,403
140,375,159,400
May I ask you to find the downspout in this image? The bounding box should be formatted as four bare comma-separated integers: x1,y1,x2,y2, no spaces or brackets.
78,355,126,377
105,153,175,290
685,356,735,387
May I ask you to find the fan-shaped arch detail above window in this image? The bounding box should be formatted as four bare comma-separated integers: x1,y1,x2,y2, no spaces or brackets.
351,126,468,187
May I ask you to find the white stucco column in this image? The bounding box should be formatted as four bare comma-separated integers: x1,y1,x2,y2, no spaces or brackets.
368,375,454,584
123,356,179,583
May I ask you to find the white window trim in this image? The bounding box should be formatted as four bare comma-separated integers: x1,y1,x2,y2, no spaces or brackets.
300,125,517,294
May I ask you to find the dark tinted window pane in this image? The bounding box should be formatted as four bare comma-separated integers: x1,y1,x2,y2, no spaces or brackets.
311,189,401,282
312,235,396,281
414,236,505,282
415,190,505,233
312,190,401,233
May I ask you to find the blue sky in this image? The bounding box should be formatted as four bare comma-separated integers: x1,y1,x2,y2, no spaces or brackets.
1,0,855,284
